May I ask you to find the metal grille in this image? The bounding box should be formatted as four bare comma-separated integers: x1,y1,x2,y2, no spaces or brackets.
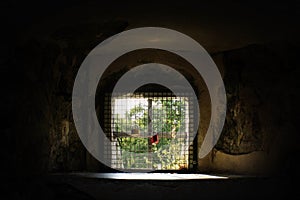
104,92,196,171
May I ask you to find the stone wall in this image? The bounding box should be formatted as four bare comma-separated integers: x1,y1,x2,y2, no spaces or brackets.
199,43,300,176
9,20,299,176
13,20,129,174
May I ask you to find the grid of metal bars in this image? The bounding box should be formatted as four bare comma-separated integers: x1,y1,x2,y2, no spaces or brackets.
104,92,196,171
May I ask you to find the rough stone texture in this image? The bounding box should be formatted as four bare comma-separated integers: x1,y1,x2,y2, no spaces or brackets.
199,42,300,175
7,19,299,176
221,42,299,155
13,20,129,174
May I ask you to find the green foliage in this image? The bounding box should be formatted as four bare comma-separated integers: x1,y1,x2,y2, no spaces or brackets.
114,97,188,170
114,102,148,134
128,104,148,132
114,98,186,134
117,137,149,153
118,137,187,170
152,99,186,133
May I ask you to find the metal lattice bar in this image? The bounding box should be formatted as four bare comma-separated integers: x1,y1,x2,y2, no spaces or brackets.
104,92,195,171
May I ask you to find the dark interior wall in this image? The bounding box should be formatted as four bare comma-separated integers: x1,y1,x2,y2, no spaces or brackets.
11,20,130,174
1,1,300,177
199,43,300,176
7,27,300,176
219,43,299,156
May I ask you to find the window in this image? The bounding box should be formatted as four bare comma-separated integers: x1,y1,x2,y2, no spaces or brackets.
103,90,196,171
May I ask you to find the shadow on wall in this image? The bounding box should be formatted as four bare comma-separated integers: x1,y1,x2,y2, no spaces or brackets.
8,19,300,177
198,43,300,177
